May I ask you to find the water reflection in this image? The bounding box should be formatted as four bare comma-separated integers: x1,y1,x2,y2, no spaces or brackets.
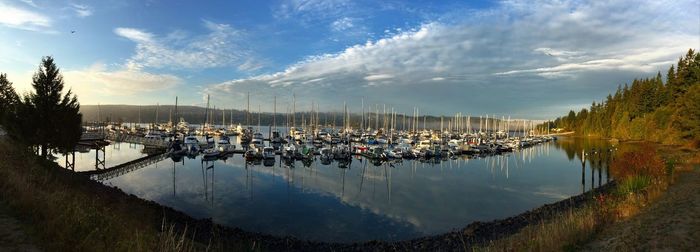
104,136,613,242
57,142,148,171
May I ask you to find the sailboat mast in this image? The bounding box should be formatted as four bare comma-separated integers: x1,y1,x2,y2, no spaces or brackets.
361,98,364,132
155,103,159,125
292,93,296,128
246,92,250,126
258,104,261,133
202,94,209,132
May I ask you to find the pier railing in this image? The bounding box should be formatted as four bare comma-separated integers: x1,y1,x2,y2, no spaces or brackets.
106,132,169,148
80,132,106,141
82,152,168,181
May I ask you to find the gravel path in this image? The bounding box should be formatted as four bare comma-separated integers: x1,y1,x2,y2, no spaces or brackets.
0,203,41,252
584,167,700,251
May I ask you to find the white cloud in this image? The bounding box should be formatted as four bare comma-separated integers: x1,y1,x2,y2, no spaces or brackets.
18,0,37,8
533,47,583,62
275,0,353,21
115,20,251,70
71,4,93,18
0,2,51,31
63,63,182,98
205,0,699,118
364,74,393,81
331,17,354,31
237,59,264,72
115,27,154,43
497,41,697,77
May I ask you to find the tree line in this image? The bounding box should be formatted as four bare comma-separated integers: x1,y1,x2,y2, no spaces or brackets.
548,49,700,145
0,57,82,159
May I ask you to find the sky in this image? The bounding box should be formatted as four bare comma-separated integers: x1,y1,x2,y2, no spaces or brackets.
0,0,698,119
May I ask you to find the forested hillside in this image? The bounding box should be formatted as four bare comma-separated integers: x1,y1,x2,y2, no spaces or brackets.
550,49,700,146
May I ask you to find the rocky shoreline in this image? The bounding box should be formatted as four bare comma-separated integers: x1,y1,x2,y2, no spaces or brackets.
80,170,615,251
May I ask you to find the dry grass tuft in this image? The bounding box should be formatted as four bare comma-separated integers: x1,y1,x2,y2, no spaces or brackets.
477,143,683,251
0,140,199,251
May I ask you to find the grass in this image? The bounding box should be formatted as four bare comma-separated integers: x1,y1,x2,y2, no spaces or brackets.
476,143,693,251
0,139,200,251
476,181,666,251
615,175,651,196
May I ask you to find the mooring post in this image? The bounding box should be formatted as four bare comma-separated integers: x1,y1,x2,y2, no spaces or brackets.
581,149,586,194
598,151,602,188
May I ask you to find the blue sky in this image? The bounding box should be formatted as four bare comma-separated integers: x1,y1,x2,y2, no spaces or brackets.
0,0,698,119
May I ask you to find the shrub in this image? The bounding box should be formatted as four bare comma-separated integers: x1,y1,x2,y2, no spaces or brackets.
610,143,665,181
616,175,652,195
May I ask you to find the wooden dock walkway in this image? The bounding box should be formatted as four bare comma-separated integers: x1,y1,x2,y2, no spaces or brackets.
80,151,168,181
106,133,168,148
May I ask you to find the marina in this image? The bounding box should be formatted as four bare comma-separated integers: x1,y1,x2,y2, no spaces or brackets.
64,125,613,242
0,1,696,250
47,94,620,243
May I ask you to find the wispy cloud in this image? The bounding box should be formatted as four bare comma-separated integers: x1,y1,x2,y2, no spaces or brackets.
206,0,699,118
114,27,153,43
70,3,92,17
331,17,354,32
0,2,52,32
64,63,182,98
115,20,253,71
274,0,354,21
18,0,37,8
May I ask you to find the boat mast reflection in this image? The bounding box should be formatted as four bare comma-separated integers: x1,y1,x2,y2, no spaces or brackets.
201,159,215,206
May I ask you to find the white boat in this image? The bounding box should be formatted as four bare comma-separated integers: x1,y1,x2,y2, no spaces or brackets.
144,130,164,140
319,147,333,158
176,118,190,133
416,140,432,150
205,135,215,145
217,135,231,145
271,129,282,143
251,138,264,148
262,146,276,159
202,148,220,159
283,143,299,159
386,148,403,159
184,135,198,144
245,148,262,160
183,135,199,153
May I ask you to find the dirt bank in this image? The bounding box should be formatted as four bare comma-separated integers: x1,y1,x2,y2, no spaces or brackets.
584,167,700,251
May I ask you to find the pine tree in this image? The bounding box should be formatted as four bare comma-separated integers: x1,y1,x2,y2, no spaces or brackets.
26,56,82,158
550,49,698,143
675,84,700,142
0,73,19,124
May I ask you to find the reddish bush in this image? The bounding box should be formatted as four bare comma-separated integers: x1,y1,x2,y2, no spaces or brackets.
610,143,665,181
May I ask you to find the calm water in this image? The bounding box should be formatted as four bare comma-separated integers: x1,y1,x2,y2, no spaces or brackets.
57,142,148,171
93,136,613,242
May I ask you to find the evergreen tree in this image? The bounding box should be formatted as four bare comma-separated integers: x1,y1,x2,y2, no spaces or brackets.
674,84,700,142
26,56,82,158
0,73,19,125
547,49,699,144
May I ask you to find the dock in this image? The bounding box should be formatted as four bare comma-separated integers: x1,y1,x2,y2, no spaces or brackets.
106,133,169,148
80,151,168,181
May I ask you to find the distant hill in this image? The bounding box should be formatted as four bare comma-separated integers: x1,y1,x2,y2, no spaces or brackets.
80,105,245,125
79,105,516,130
